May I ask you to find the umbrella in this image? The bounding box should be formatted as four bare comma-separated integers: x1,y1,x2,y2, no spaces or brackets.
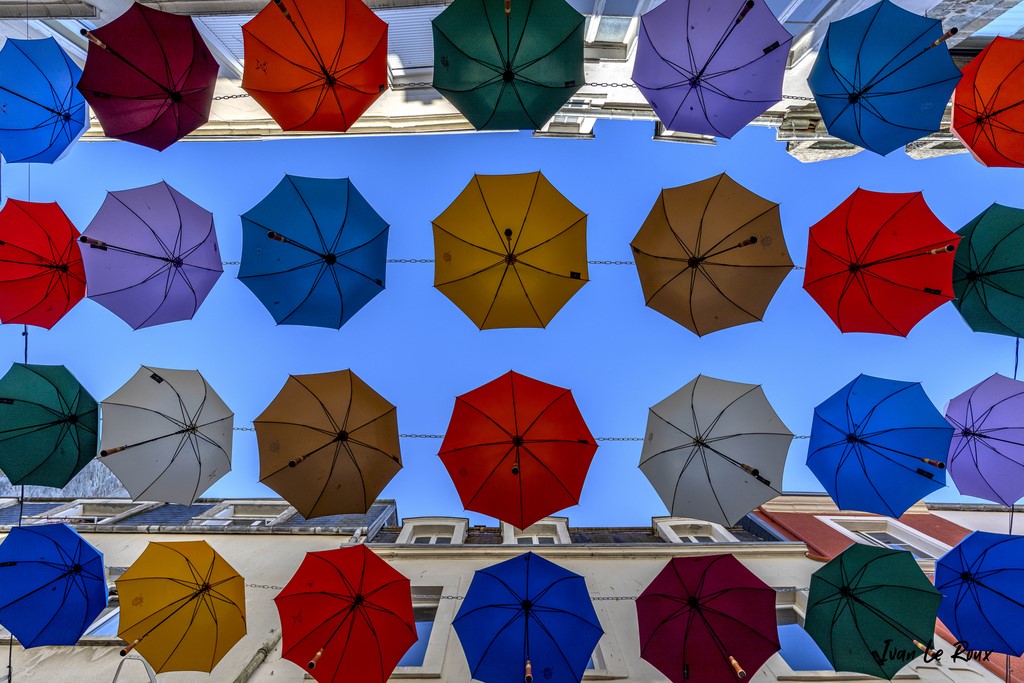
0,363,98,488
256,369,401,519
803,189,959,336
806,374,953,518
79,181,223,329
807,0,961,155
637,554,779,683
76,3,219,151
0,199,85,329
433,172,588,329
0,524,106,647
805,543,942,679
275,544,415,682
116,540,245,673
632,0,792,138
432,0,584,130
638,374,793,527
453,551,603,683
238,175,389,329
952,203,1024,337
945,373,1024,506
936,531,1024,655
241,0,388,132
952,37,1024,168
0,37,87,163
630,173,793,336
98,366,233,505
439,371,597,529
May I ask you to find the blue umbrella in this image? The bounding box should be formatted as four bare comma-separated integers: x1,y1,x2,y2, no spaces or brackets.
806,374,953,517
807,0,961,155
453,552,603,683
0,38,88,163
0,523,107,647
238,175,389,329
935,531,1024,655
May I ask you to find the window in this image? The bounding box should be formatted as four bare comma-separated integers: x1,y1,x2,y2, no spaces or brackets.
776,606,833,672
516,535,557,545
502,519,571,545
392,578,461,677
819,517,949,563
192,501,293,527
853,530,934,560
395,518,467,545
27,500,155,525
397,588,440,667
79,566,127,643
653,517,739,544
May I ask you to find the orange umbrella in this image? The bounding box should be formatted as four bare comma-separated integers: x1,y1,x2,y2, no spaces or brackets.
952,37,1024,168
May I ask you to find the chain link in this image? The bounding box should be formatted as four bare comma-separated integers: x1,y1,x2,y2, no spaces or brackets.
400,433,445,439
588,260,635,266
212,93,252,101
221,261,241,265
387,258,435,263
233,427,257,432
596,437,644,442
246,583,284,591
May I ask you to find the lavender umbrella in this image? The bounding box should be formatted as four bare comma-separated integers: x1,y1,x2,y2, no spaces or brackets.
946,373,1024,506
632,0,792,138
80,181,223,329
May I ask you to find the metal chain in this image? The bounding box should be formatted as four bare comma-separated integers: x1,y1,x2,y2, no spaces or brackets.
212,93,252,101
400,433,445,439
589,260,635,265
387,258,434,263
210,87,812,102
233,427,257,432
794,435,811,439
596,437,644,442
222,261,241,265
246,583,284,591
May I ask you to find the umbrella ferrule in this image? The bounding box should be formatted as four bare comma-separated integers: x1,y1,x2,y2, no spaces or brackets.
735,1,755,24
308,649,323,669
728,655,746,679
272,0,294,22
79,235,108,250
120,638,141,656
267,231,287,242
79,29,108,50
504,0,511,15
524,659,532,682
920,458,945,469
929,27,958,48
100,445,128,457
927,244,956,255
914,640,937,657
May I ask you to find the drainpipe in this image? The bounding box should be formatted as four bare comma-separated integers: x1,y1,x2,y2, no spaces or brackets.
231,629,283,683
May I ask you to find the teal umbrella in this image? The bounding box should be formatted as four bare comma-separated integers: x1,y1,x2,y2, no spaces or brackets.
953,203,1024,337
0,363,98,487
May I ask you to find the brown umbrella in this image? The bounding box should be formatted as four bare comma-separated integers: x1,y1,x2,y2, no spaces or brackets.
256,369,401,519
630,173,793,336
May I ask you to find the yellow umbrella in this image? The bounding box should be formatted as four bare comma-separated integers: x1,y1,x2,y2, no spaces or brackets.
433,171,589,329
116,540,246,673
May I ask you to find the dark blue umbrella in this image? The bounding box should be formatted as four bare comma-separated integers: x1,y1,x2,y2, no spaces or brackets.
0,524,107,647
238,175,389,329
807,0,961,155
935,531,1024,655
0,38,88,163
453,552,603,683
806,374,953,517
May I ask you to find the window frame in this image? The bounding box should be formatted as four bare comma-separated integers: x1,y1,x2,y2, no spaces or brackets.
817,516,950,567
189,500,296,528
395,517,468,545
390,577,461,678
501,518,571,545
653,517,739,544
25,500,159,526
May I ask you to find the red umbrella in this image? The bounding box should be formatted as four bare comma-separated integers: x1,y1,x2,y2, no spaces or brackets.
77,4,219,151
952,37,1024,168
803,189,958,336
439,371,597,530
0,200,85,329
274,544,416,683
637,554,780,683
241,0,388,132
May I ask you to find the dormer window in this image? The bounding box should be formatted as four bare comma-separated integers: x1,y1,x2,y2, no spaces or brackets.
396,518,467,545
502,518,571,545
192,501,294,527
26,500,155,525
653,517,739,544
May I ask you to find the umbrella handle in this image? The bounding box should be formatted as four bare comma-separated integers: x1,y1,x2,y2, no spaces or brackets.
920,458,945,469
79,28,108,50
735,0,755,24
930,27,958,48
927,245,956,255
504,0,511,15
914,640,938,657
79,236,108,250
729,656,746,679
272,0,293,22
100,445,128,457
120,639,141,657
525,659,533,682
308,649,323,669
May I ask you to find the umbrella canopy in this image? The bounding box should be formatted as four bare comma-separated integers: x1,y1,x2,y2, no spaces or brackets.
807,0,961,155
0,199,85,329
439,371,597,529
76,3,219,151
433,172,588,329
239,175,389,329
638,374,793,527
0,363,98,488
637,554,779,683
630,173,793,336
241,0,388,132
0,37,87,163
0,524,106,647
632,0,791,138
953,37,1024,168
117,540,245,673
453,551,603,683
805,543,942,679
256,369,401,519
803,189,959,336
945,373,1024,506
275,544,416,683
99,366,233,505
80,181,223,329
936,531,1024,655
807,374,953,517
952,203,1024,337
432,0,584,130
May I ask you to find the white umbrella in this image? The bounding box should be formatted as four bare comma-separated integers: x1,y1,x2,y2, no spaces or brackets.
99,366,232,504
639,375,793,526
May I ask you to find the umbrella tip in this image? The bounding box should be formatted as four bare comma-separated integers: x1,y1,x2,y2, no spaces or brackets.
525,659,533,682
728,655,746,679
308,649,323,669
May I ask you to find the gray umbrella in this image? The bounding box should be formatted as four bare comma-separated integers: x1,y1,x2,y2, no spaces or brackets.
639,375,793,526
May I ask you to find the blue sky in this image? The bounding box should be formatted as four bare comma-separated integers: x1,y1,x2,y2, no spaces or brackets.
0,120,1018,526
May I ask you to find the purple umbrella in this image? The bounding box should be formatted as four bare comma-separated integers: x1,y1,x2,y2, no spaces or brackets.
632,0,792,138
80,181,222,329
946,373,1024,506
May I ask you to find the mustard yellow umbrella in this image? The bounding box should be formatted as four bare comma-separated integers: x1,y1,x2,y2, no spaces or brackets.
433,171,588,329
116,540,246,673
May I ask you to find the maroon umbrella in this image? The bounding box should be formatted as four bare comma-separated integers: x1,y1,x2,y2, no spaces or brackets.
77,4,219,151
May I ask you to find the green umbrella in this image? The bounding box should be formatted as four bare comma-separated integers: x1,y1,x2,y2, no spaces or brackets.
953,203,1024,337
432,0,584,130
805,543,941,680
0,363,98,487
